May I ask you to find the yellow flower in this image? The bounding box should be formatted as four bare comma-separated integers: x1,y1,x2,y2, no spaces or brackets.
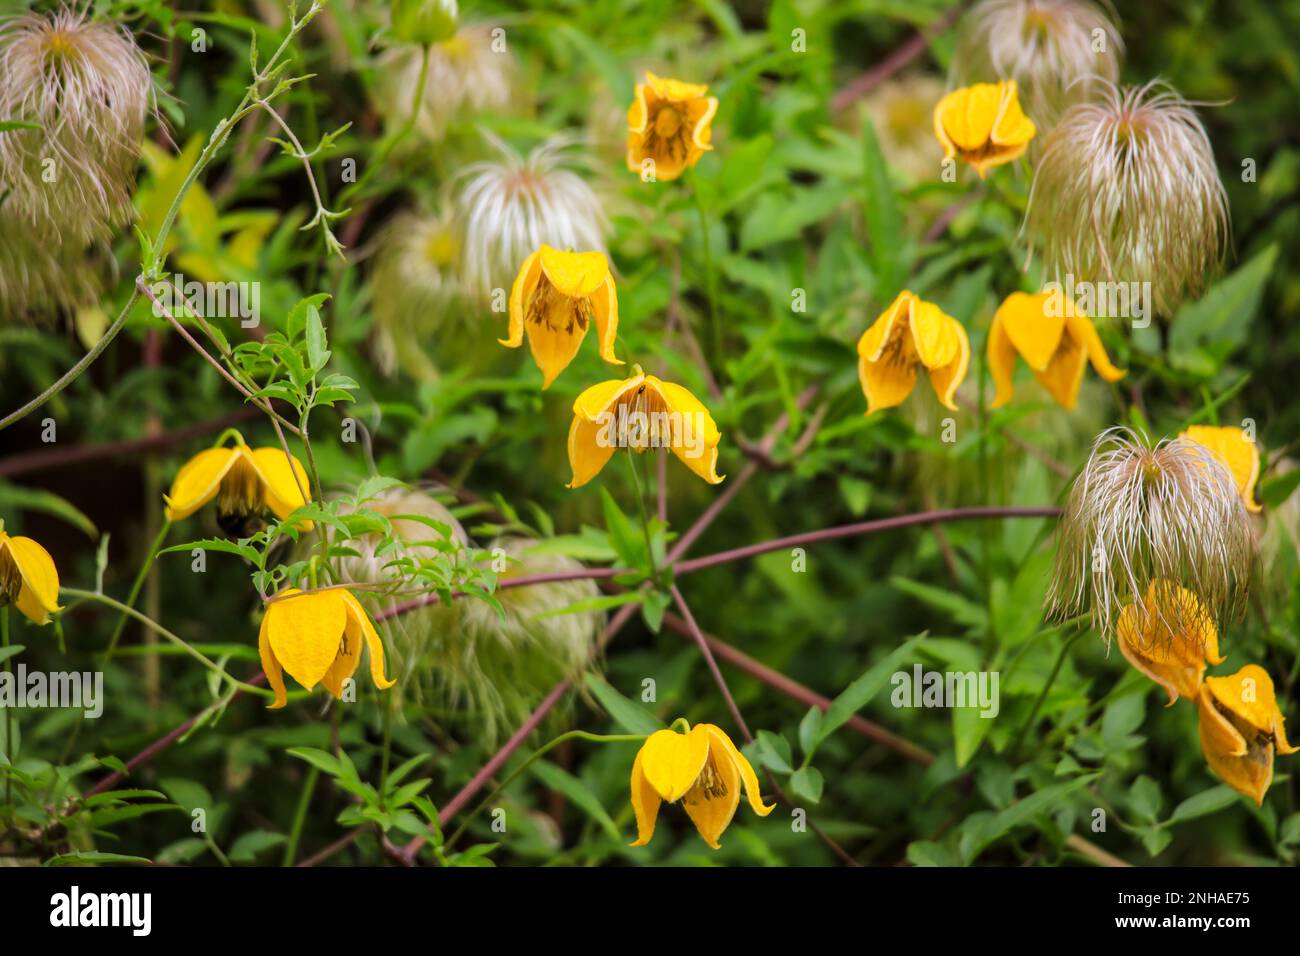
1180,425,1262,513
164,435,312,534
499,245,622,389
1116,581,1223,706
0,529,61,625
988,291,1125,410
626,71,718,181
1197,664,1297,806
258,587,396,709
567,369,723,488
857,290,970,414
933,80,1036,178
629,722,774,849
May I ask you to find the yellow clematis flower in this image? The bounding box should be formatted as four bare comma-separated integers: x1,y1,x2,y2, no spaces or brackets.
258,587,396,709
626,71,718,182
857,290,970,414
0,529,61,625
629,721,774,849
988,291,1125,410
1197,664,1297,806
499,245,622,389
164,434,312,535
567,369,723,488
1116,581,1223,706
1180,425,1262,514
933,80,1036,178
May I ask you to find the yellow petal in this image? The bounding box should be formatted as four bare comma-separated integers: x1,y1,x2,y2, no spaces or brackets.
4,534,61,626
538,246,610,298
1116,585,1217,707
258,611,288,709
627,82,650,135
704,724,775,817
628,749,662,847
500,250,541,348
638,725,710,803
528,319,586,390
1031,338,1088,410
908,298,961,370
248,447,312,525
856,291,912,361
991,80,1036,146
264,588,347,692
342,589,396,691
995,292,1066,372
590,276,623,367
647,376,724,484
937,83,1001,153
1197,686,1270,806
573,374,644,422
1205,665,1285,739
682,749,741,849
645,71,710,102
1181,425,1261,513
688,96,718,150
1065,312,1126,383
857,292,918,414
164,446,240,521
925,316,970,411
566,414,618,489
987,312,1019,409
858,353,917,415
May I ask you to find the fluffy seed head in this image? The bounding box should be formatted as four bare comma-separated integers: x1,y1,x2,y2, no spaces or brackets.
862,73,947,183
0,222,99,315
453,536,604,742
1024,80,1229,319
369,208,463,379
377,24,512,142
952,0,1123,129
0,6,152,245
1047,427,1256,642
454,133,607,301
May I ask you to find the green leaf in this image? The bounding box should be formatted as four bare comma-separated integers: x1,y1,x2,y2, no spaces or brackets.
0,120,42,132
1259,468,1300,509
960,775,1099,863
1128,775,1164,823
286,747,341,776
529,761,623,843
1167,785,1240,826
1168,245,1278,366
860,115,906,298
752,730,794,774
305,305,330,371
0,644,24,665
807,638,919,759
583,675,663,736
45,852,152,866
790,765,824,803
229,830,287,863
0,482,97,538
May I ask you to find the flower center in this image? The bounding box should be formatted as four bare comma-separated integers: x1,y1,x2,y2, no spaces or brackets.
0,548,21,608
217,459,267,537
526,276,590,336
683,762,729,804
616,383,674,453
653,105,683,138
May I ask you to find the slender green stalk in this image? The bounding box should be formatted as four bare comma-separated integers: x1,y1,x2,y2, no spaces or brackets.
282,766,320,866
690,173,723,370
103,520,172,663
61,588,271,698
339,42,433,205
625,451,660,583
445,730,644,849
1011,628,1085,758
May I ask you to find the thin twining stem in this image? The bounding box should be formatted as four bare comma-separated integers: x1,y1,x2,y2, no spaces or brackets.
670,584,751,742
137,278,303,437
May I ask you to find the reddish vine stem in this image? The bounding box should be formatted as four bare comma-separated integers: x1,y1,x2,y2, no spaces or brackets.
829,3,965,113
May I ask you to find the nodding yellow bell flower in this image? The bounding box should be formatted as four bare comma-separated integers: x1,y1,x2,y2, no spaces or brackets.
567,369,723,488
857,290,970,414
499,245,622,389
258,587,396,709
626,71,718,182
933,80,1035,178
1180,425,1262,514
0,528,61,625
1116,581,1223,706
988,291,1125,410
1197,664,1297,806
164,434,312,535
630,721,774,849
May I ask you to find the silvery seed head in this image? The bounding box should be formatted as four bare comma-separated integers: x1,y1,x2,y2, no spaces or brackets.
1046,426,1256,642
376,24,513,142
0,217,98,316
951,0,1123,130
0,6,152,246
1024,80,1229,319
452,536,604,743
369,207,463,380
453,132,607,303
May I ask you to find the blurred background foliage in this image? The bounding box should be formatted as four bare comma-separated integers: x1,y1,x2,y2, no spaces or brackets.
0,0,1298,866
